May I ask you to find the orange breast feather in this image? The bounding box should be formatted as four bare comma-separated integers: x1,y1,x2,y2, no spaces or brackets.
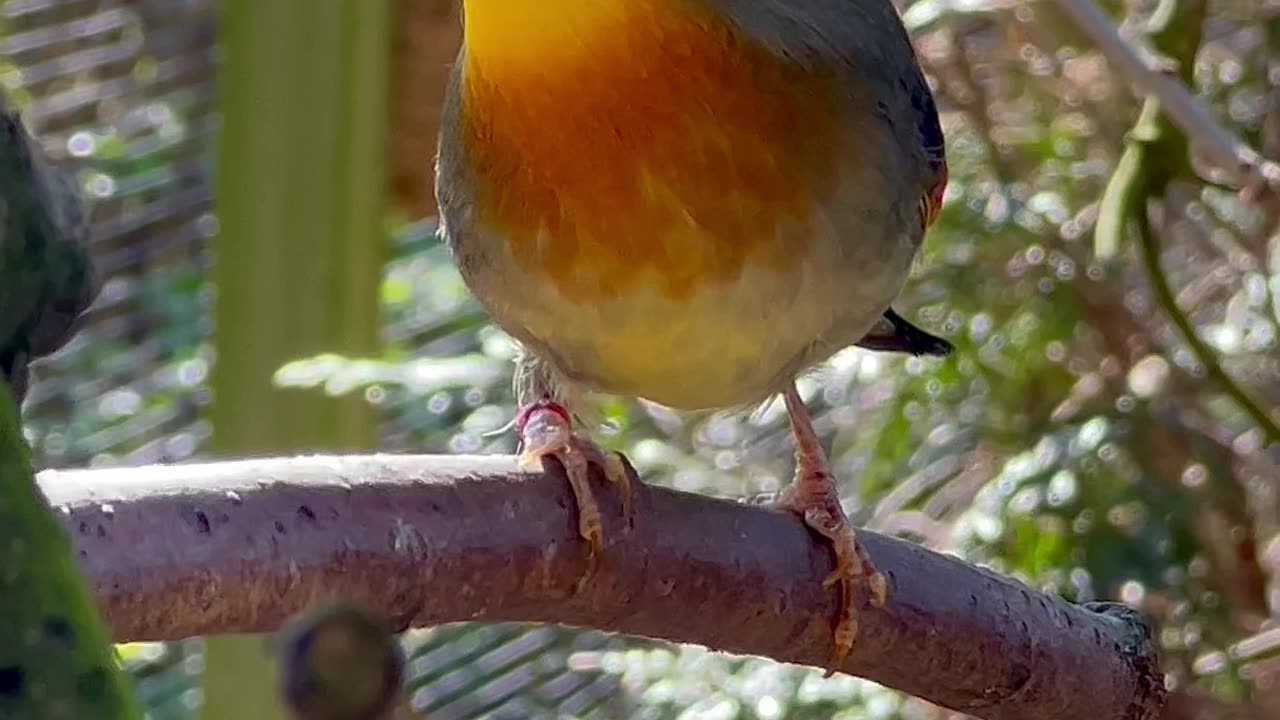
460,5,846,303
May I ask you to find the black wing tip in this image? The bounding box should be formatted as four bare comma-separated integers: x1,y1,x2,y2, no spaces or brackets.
910,333,955,358
857,308,955,358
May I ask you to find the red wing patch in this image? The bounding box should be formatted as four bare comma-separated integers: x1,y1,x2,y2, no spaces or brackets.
919,159,947,230
913,80,947,231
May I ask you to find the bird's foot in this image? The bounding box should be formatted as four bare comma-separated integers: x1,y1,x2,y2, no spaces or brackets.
773,475,886,676
777,385,886,677
515,396,633,584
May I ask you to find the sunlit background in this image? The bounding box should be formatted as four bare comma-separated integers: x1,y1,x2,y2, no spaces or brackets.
7,0,1280,718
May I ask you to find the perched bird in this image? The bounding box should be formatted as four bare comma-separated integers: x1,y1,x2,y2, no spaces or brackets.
0,111,96,408
435,0,950,671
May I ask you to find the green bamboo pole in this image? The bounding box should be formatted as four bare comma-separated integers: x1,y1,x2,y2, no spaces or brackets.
206,1,393,717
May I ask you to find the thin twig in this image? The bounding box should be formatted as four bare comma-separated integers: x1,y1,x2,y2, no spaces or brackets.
1050,0,1280,193
1134,206,1280,445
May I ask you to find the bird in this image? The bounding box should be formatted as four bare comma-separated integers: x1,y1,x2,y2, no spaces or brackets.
434,0,951,673
0,110,96,409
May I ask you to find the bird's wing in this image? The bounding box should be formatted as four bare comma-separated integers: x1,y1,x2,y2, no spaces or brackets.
911,70,948,231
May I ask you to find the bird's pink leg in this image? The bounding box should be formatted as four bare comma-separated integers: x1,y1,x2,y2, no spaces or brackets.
516,397,633,578
774,383,887,676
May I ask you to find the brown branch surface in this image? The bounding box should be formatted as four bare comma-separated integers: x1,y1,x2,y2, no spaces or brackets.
38,454,1165,720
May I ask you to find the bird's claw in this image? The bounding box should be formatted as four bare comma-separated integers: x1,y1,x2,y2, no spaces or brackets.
516,398,634,589
776,475,886,677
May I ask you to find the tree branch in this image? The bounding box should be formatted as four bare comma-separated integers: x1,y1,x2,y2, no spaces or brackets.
1050,0,1280,194
1085,0,1280,447
39,454,1166,720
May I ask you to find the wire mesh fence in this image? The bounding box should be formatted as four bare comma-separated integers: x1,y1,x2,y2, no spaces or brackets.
5,2,628,717
9,0,215,471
